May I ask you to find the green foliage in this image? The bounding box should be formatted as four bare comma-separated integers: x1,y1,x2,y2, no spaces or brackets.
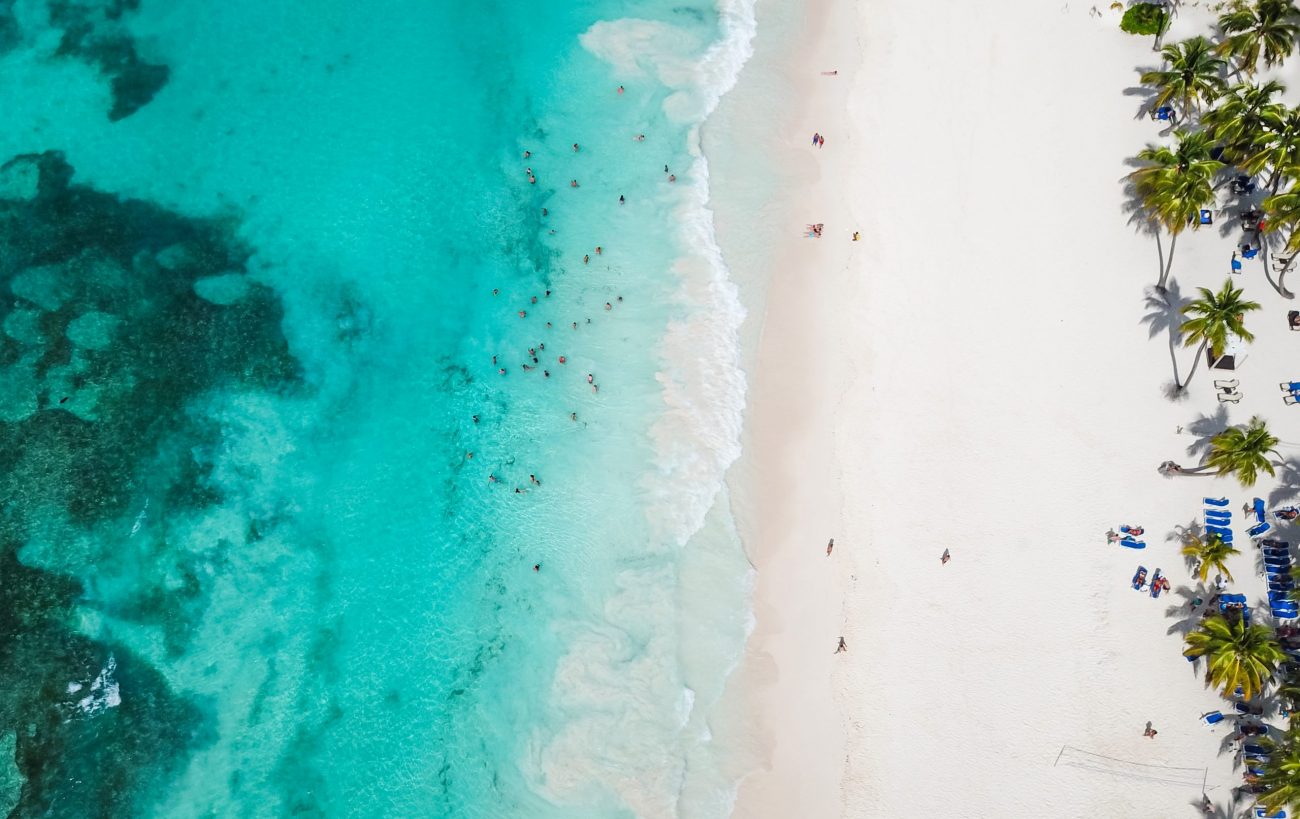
1121,3,1169,36
1180,532,1239,582
1140,37,1228,113
1203,415,1277,487
1183,613,1284,700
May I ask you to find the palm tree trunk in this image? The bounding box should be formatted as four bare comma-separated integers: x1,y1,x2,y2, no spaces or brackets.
1158,230,1179,290
1178,338,1208,390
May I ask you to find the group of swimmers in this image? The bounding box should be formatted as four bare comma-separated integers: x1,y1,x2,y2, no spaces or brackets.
485,84,667,497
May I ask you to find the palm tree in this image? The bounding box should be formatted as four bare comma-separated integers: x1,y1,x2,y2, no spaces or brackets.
1218,0,1300,76
1183,612,1284,699
1176,279,1260,389
1202,80,1287,163
1245,106,1300,193
1264,182,1300,288
1181,531,1240,581
1140,37,1228,116
1130,130,1224,289
1203,415,1280,486
1255,726,1300,815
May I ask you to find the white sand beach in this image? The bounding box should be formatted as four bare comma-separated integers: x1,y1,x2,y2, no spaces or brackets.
710,0,1300,816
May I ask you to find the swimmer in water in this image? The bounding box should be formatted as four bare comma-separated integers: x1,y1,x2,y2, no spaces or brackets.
518,310,527,318
572,143,579,152
570,179,579,188
605,302,612,311
635,134,645,141
523,150,531,158
595,246,602,254
668,174,676,183
583,254,589,264
617,85,624,94
586,373,594,383
619,195,625,204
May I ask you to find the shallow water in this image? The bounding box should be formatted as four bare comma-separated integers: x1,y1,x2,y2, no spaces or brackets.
0,0,755,816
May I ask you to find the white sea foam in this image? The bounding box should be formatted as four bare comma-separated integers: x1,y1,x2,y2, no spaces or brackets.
538,1,758,816
73,653,121,716
129,498,149,537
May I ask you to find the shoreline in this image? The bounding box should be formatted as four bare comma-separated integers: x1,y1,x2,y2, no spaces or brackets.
705,0,857,814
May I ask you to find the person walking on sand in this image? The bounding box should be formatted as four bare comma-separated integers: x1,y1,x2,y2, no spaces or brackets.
834,637,847,654
1143,722,1157,738
941,548,950,565
812,132,820,147
826,538,834,557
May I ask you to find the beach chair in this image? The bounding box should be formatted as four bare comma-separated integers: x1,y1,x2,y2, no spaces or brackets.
1256,498,1268,522
1206,497,1231,507
1200,209,1214,225
1253,808,1286,819
1291,311,1300,331
1131,566,1147,590
1156,105,1173,121
1207,510,1233,519
1281,383,1300,393
1286,395,1300,406
1202,711,1226,727
1220,391,1243,403
1233,256,1244,273
1245,247,1261,260
1251,521,1274,538
1119,538,1145,549
1217,379,1241,389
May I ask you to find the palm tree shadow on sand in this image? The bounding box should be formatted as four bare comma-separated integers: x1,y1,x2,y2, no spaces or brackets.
1120,168,1168,288
1184,406,1232,462
1267,460,1300,509
1140,280,1191,399
1164,582,1208,639
1169,520,1203,575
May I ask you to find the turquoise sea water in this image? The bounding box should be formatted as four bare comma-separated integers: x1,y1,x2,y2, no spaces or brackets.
0,0,755,816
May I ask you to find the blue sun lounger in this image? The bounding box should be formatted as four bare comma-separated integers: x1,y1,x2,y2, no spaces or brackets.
1120,538,1145,549
1255,498,1267,522
1205,497,1231,507
1202,711,1226,726
1156,105,1173,121
1207,527,1234,541
1207,512,1233,523
1253,808,1286,819
1251,521,1274,538
1233,256,1244,272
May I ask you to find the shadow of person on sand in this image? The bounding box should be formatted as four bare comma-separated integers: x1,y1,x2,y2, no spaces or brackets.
1189,794,1229,818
